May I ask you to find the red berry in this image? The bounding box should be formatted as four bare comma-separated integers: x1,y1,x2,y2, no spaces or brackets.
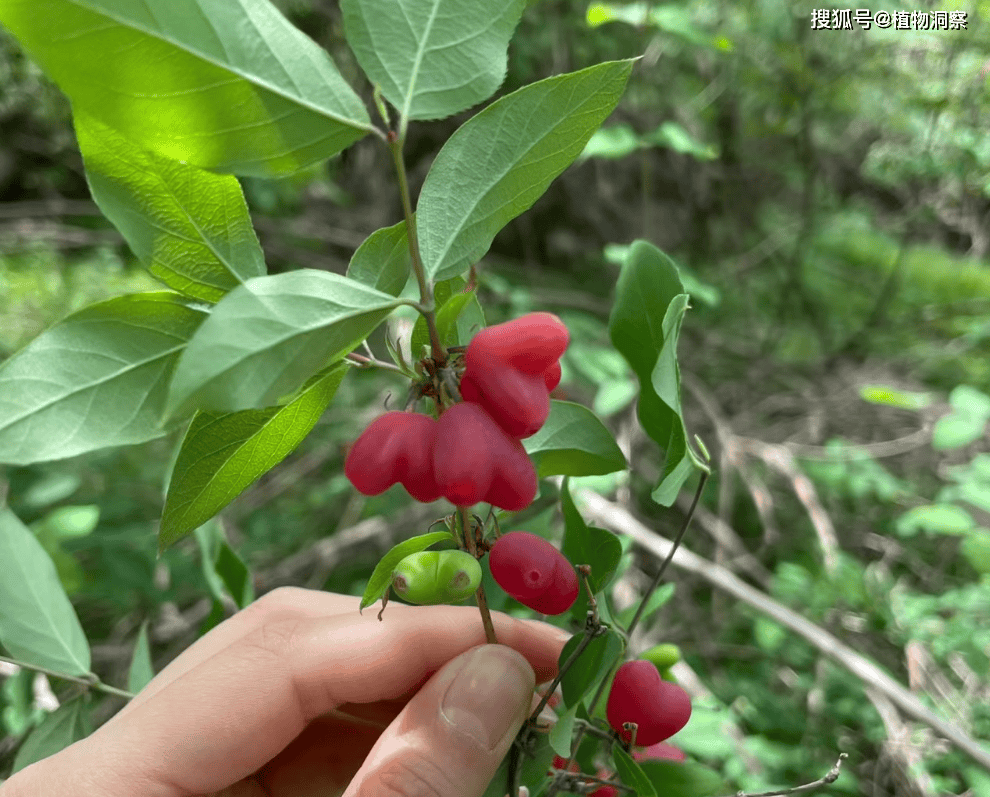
589,770,618,797
606,660,692,746
459,313,569,439
461,360,550,438
344,411,441,502
633,742,686,763
468,312,569,375
549,755,580,774
432,403,536,510
488,531,579,615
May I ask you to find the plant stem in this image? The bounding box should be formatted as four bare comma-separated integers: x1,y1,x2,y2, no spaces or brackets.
461,507,497,644
345,352,404,373
624,472,707,640
386,133,445,362
0,655,134,700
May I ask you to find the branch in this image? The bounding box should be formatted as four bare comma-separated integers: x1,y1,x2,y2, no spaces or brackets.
574,489,990,772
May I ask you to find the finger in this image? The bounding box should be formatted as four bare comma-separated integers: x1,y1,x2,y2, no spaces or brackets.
342,644,535,797
9,594,568,796
117,589,568,720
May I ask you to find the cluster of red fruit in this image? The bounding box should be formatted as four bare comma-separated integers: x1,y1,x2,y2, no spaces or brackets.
344,313,568,511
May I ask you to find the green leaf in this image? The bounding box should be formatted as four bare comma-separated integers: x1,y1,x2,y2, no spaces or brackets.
10,696,91,775
559,628,624,710
561,479,622,626
933,412,990,450
346,220,412,298
637,760,727,797
127,621,154,694
580,122,641,160
0,292,207,466
196,520,256,610
0,508,90,676
524,401,627,477
165,270,405,419
0,0,372,176
410,276,485,353
76,114,266,304
859,384,932,411
609,240,705,505
159,363,347,552
341,0,526,128
418,59,635,282
549,703,578,757
20,473,82,510
612,745,657,797
360,530,456,612
645,121,718,160
895,503,975,537
961,529,990,574
615,582,675,629
36,505,100,540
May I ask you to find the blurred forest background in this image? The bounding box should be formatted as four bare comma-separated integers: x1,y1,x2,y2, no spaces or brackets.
2,0,990,794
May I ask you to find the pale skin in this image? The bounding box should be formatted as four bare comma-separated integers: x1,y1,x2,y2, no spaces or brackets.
1,588,570,797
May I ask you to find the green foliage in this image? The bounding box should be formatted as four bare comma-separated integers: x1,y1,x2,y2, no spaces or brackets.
341,0,526,130
418,59,634,282
0,0,372,175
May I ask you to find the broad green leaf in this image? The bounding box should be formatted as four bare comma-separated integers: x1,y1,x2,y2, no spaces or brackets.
0,508,90,676
76,114,265,303
418,59,635,282
20,473,82,510
360,530,456,612
159,364,347,551
559,628,624,709
0,0,373,176
637,760,727,797
524,400,627,477
609,240,706,505
10,696,91,775
933,413,990,450
346,220,412,298
895,503,975,537
612,745,656,797
165,270,405,419
0,292,208,466
341,0,525,129
949,384,990,416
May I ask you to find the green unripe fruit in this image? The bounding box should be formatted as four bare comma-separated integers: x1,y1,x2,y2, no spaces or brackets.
391,550,482,605
643,643,681,670
660,667,677,683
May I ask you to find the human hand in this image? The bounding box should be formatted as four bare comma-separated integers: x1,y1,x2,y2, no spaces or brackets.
1,588,570,797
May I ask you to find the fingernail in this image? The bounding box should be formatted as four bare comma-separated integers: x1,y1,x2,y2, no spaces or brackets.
441,645,534,750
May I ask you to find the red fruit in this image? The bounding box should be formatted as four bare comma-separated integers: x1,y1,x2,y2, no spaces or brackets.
589,770,618,797
432,403,536,510
461,360,550,438
460,313,569,439
468,312,569,374
488,531,579,615
606,660,692,746
344,411,441,502
550,755,580,774
633,742,686,763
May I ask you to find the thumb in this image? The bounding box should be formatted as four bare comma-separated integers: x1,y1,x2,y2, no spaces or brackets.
343,643,535,797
